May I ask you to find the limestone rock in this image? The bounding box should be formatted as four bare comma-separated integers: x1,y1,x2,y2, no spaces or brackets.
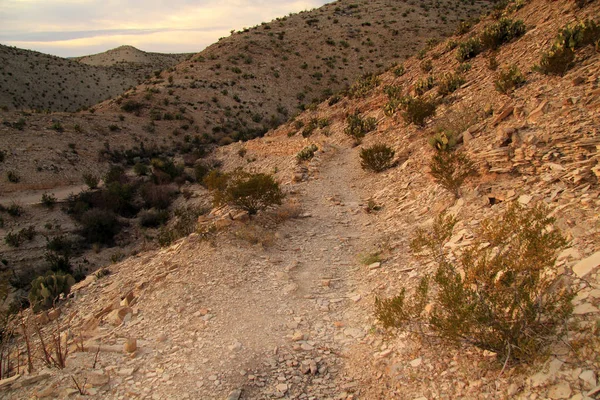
124,338,137,353
572,251,600,278
547,382,571,399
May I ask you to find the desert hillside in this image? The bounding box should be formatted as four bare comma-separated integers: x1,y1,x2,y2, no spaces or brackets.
94,0,493,144
1,0,600,399
0,45,192,112
73,45,192,68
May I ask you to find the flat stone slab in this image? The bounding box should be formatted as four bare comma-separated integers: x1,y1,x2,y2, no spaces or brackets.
573,251,600,278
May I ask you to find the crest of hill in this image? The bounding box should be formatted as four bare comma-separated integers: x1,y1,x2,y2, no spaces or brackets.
95,0,493,145
73,45,193,67
0,45,192,113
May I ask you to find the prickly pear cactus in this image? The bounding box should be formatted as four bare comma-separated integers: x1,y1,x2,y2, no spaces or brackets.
29,272,75,312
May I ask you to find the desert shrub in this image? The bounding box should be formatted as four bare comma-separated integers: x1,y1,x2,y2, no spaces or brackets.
420,59,433,73
376,203,573,364
134,162,149,176
429,150,476,198
296,144,318,162
538,19,600,75
238,148,247,158
29,272,75,312
50,121,64,132
82,173,99,189
4,232,21,247
538,46,576,76
344,112,377,144
45,235,75,274
383,85,404,116
140,183,176,210
360,144,396,172
210,170,284,215
428,132,457,152
12,118,26,130
79,209,122,244
4,226,35,247
414,76,435,96
0,150,5,163
455,20,473,35
203,170,228,191
301,118,319,138
6,203,24,217
437,73,465,96
480,18,526,50
6,171,19,183
348,73,381,98
495,65,526,94
455,62,472,74
41,192,57,208
488,54,499,71
151,158,184,184
401,96,437,127
456,37,482,61
139,209,170,228
121,100,144,114
393,65,405,77
158,205,208,246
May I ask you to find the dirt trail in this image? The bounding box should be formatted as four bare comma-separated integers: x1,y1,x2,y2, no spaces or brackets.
0,184,87,207
24,145,378,400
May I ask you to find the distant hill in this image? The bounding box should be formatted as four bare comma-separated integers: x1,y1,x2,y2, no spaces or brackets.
96,0,494,144
0,45,192,112
74,45,192,68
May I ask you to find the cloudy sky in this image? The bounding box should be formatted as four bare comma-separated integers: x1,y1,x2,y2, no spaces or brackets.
0,0,330,57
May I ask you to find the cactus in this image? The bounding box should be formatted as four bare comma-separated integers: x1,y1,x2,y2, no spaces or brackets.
29,273,75,312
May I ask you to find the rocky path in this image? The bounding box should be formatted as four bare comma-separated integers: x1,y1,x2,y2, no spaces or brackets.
8,146,378,400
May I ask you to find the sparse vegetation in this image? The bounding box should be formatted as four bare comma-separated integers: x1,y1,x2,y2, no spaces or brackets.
480,18,526,50
41,193,57,208
344,112,377,144
437,73,465,96
494,65,526,94
208,170,284,215
376,203,573,364
7,171,20,183
401,96,437,127
456,37,482,61
348,73,381,99
297,144,318,162
29,272,75,312
359,144,395,172
429,150,476,198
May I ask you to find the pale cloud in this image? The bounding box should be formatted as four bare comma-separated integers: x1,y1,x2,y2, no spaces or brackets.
0,0,330,57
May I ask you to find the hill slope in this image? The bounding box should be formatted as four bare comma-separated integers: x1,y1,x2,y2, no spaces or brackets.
95,0,493,144
3,0,600,398
0,45,192,112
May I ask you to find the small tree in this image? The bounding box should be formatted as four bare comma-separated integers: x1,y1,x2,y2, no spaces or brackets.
429,150,476,198
360,144,395,172
210,170,284,215
376,203,574,364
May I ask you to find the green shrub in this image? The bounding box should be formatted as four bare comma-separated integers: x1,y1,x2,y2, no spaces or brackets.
360,144,396,172
348,73,381,98
79,209,122,244
420,59,433,73
494,65,526,94
140,183,176,210
82,173,99,189
429,150,476,198
6,203,24,217
480,18,526,50
41,192,57,208
344,112,377,144
29,272,75,312
134,163,149,176
393,65,405,77
50,121,64,132
414,76,435,96
139,209,170,228
401,96,437,127
45,235,74,274
437,73,465,96
296,144,318,162
7,171,19,183
121,100,144,114
538,19,600,75
210,170,284,215
376,203,573,364
456,37,482,61
4,231,22,247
